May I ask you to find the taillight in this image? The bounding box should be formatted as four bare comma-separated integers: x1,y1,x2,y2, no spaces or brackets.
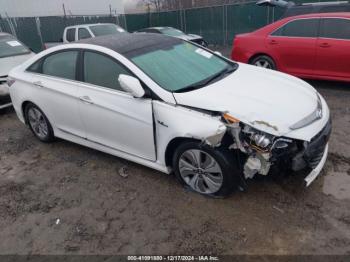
7,77,15,87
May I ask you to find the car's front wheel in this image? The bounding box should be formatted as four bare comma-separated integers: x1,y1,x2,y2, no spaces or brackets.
172,141,240,197
250,55,276,70
25,103,54,142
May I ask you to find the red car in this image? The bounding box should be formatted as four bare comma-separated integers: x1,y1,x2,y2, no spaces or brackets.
231,12,350,82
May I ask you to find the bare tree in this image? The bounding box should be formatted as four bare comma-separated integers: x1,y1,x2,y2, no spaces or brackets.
142,0,164,12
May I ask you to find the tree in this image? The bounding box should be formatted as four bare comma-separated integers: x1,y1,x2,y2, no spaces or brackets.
142,0,163,12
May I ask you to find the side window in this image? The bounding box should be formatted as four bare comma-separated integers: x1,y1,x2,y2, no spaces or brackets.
66,28,76,42
42,51,78,80
27,60,42,73
272,19,319,38
320,18,350,40
83,51,130,91
78,28,91,40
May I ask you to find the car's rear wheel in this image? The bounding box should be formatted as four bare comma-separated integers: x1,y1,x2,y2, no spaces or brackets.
250,55,276,70
25,103,54,142
172,141,240,197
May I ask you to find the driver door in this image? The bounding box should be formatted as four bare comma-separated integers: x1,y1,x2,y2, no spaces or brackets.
77,50,156,161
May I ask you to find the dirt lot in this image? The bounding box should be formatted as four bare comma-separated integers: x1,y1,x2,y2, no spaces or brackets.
0,76,350,255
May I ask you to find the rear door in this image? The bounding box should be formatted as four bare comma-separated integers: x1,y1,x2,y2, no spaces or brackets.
267,18,320,76
315,17,350,79
27,50,85,137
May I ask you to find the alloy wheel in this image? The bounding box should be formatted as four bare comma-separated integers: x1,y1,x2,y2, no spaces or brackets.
27,107,49,139
179,149,223,194
254,59,272,69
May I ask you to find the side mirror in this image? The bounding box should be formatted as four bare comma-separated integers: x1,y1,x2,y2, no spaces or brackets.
118,74,145,98
214,51,222,56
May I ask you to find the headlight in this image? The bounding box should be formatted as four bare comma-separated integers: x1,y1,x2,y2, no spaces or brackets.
252,133,271,148
242,125,274,150
290,93,323,130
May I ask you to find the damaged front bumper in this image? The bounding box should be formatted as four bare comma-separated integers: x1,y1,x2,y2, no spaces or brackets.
304,143,328,187
225,117,332,187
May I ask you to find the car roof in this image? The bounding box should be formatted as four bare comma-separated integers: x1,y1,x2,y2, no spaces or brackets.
77,33,182,57
143,27,173,30
284,11,350,19
65,23,117,29
0,32,11,38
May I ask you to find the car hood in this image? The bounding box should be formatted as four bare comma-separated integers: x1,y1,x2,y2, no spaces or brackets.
0,53,34,76
173,63,319,137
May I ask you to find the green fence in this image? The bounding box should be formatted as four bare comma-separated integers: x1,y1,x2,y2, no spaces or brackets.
0,15,126,52
126,3,285,45
0,1,331,52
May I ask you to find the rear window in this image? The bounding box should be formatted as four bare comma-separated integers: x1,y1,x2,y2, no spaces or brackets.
42,51,78,80
66,28,75,42
320,18,350,40
272,18,319,38
89,24,126,36
78,28,91,40
0,36,30,58
282,4,350,18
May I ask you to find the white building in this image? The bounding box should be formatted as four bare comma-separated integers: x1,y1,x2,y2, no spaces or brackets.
0,0,125,17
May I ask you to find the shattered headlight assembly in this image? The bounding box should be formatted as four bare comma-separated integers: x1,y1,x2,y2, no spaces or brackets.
242,125,274,152
222,113,291,153
251,133,271,149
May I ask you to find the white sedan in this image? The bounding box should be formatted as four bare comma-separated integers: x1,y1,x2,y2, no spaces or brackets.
8,33,331,196
0,33,34,109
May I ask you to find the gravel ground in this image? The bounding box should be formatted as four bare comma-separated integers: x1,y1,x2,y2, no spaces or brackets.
0,65,349,255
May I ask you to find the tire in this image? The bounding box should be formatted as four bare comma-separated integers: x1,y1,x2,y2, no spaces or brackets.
172,141,240,197
24,103,54,142
250,55,276,70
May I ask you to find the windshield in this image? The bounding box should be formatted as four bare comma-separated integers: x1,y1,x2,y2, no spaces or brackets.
89,24,126,36
131,42,237,92
159,28,186,37
0,36,31,59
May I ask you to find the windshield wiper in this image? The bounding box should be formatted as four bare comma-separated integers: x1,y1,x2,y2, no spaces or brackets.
175,64,238,93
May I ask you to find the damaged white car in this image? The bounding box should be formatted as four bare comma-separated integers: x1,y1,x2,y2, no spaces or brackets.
8,33,331,196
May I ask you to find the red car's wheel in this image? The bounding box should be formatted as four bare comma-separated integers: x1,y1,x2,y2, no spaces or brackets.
250,55,276,70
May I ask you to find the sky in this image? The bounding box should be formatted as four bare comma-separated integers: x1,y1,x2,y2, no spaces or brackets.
0,0,127,17
123,0,146,13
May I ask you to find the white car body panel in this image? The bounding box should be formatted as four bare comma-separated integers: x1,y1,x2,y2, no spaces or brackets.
153,101,227,165
173,63,330,141
75,81,156,161
9,41,330,187
24,74,86,139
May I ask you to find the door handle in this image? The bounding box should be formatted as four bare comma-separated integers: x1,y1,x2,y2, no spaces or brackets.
269,39,278,45
319,42,331,48
79,95,94,104
32,81,44,88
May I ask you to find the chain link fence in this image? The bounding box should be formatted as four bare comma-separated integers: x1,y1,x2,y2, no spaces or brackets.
0,0,328,52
